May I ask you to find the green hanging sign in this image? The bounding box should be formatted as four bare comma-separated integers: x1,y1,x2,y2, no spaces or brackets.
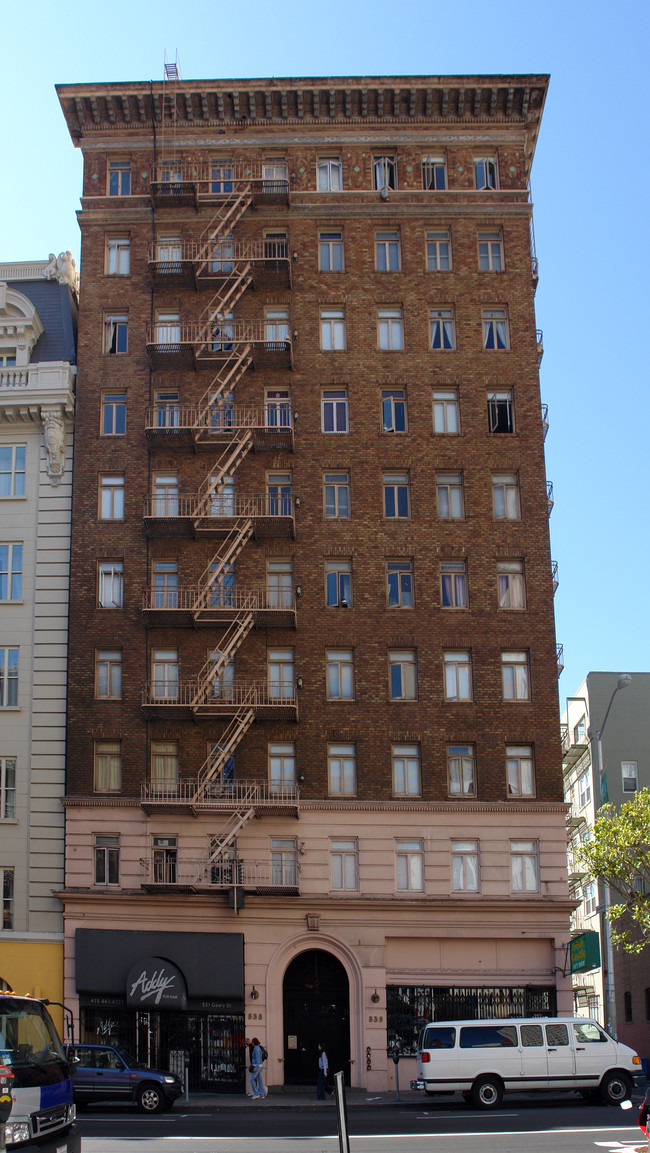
570,931,601,973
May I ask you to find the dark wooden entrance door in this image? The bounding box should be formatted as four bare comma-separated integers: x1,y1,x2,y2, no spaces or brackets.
282,949,350,1085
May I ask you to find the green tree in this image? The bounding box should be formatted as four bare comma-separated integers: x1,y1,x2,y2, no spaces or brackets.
577,788,650,954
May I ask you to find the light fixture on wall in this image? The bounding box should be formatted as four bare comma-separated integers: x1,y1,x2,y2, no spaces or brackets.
250,986,260,1000
371,990,380,1004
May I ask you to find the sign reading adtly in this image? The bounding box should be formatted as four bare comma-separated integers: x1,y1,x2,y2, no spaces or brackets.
126,956,188,1009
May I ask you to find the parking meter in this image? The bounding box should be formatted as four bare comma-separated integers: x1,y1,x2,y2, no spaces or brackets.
391,1045,400,1102
0,1064,14,1151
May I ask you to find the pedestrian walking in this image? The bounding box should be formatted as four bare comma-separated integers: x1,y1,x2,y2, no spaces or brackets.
244,1037,256,1097
250,1037,267,1099
316,1043,333,1100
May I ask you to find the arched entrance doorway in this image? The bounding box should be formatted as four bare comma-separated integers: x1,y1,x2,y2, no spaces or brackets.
282,949,350,1085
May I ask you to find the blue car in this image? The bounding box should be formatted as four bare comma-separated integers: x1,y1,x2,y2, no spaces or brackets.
69,1044,183,1113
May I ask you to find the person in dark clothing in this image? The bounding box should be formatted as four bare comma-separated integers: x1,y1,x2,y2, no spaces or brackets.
316,1043,333,1100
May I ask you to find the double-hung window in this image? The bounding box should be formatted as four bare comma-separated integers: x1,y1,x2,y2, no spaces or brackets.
452,840,479,891
433,390,459,434
151,650,178,701
506,745,535,795
265,308,290,343
156,311,181,344
96,649,122,699
373,155,397,190
429,308,455,350
578,771,591,809
269,743,296,794
493,473,520,519
497,561,526,609
101,392,126,436
211,160,234,193
267,559,293,609
426,231,451,270
0,446,26,498
323,472,350,518
317,157,343,191
441,561,467,608
381,389,407,432
94,741,121,792
155,390,180,429
444,650,472,701
325,559,352,607
153,473,178,517
319,231,344,271
0,757,16,819
378,308,403,350
475,157,498,190
622,761,639,793
271,838,298,886
0,544,22,601
268,649,294,700
478,230,504,270
320,308,346,350
265,389,291,428
151,741,179,792
437,473,464,519
153,561,178,608
103,313,128,354
328,745,356,796
267,472,292,517
483,307,509,350
331,840,358,890
389,650,417,700
108,160,131,196
264,231,288,260
1,869,14,929
422,156,447,190
98,562,123,608
392,744,420,796
105,237,130,275
95,835,120,885
502,651,530,701
448,745,476,797
396,840,423,891
326,650,354,699
262,160,289,184
376,231,400,271
511,841,538,892
387,560,413,607
99,475,124,520
321,389,349,433
383,472,410,518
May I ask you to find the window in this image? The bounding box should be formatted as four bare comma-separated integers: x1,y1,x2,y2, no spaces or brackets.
396,840,423,891
154,390,180,428
95,835,120,885
156,235,182,264
422,156,447,190
622,761,639,792
475,157,498,190
1,869,14,930
151,649,178,700
269,743,295,793
497,560,526,609
210,234,235,273
483,307,509,350
433,390,459,434
441,561,467,608
153,473,179,517
444,651,472,702
328,745,356,795
376,231,400,271
0,446,26,498
210,160,234,193
323,472,350,518
319,231,344,271
151,741,179,792
105,237,130,275
331,840,358,890
383,472,410,518
426,231,451,270
103,313,128,355
210,475,235,518
488,391,514,433
101,392,126,436
317,157,343,191
429,308,455,350
94,741,121,792
381,389,407,432
99,474,124,520
155,311,181,344
511,841,538,892
263,231,288,260
478,230,504,271
0,649,18,708
267,559,293,609
265,308,290,343
0,544,22,601
96,650,122,699
265,389,291,428
452,840,479,892
108,160,131,196
506,745,535,796
321,389,349,433
387,560,413,607
392,744,420,796
0,351,16,366
373,155,397,190
578,770,591,809
502,651,530,701
378,308,403,350
584,881,597,916
448,745,476,797
98,561,123,608
153,561,178,608
327,650,354,699
271,837,297,885
267,472,292,517
262,159,289,183
325,559,352,607
0,757,16,819
209,563,235,608
437,472,464,518
493,473,520,519
152,836,177,884
320,308,346,350
268,648,294,700
573,716,586,744
389,650,417,700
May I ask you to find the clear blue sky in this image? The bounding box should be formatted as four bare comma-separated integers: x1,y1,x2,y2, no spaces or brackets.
3,0,648,704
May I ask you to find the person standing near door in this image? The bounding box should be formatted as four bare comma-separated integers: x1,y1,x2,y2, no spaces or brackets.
250,1038,266,1099
316,1043,332,1100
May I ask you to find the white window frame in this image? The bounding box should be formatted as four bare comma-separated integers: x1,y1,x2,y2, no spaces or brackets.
426,230,451,270
475,157,499,191
98,561,123,609
321,389,349,433
1,867,14,930
320,307,346,350
452,840,479,892
373,155,397,190
478,230,504,271
502,651,530,701
319,231,344,271
155,311,181,344
506,745,535,796
378,307,403,350
271,837,298,885
323,472,350,518
493,473,520,519
94,835,120,886
328,744,356,796
396,840,423,891
584,881,597,916
331,839,358,890
317,157,343,191
326,650,354,700
444,650,472,701
392,744,420,796
447,745,476,797
422,156,447,190
622,761,639,793
497,560,526,609
0,756,16,820
0,446,26,499
433,390,459,434
105,236,130,275
578,770,592,809
389,649,417,700
511,840,538,892
437,473,464,519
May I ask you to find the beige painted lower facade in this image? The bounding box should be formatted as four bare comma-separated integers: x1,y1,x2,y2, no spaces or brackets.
62,800,574,1091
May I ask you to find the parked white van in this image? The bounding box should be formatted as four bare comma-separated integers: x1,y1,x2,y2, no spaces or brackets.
415,1017,641,1109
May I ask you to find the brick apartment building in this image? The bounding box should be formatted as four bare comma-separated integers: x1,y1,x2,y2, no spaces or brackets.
56,72,573,1092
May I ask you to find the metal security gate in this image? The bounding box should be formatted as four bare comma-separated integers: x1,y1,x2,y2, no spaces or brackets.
282,950,350,1085
387,985,558,1054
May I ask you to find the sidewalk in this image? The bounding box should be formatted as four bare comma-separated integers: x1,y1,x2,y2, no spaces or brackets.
178,1087,424,1110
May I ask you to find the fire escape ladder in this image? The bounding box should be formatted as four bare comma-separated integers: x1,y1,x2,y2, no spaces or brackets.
199,522,254,589
191,614,255,705
193,430,253,522
195,187,253,265
193,708,256,800
196,263,253,332
206,806,257,856
194,349,254,440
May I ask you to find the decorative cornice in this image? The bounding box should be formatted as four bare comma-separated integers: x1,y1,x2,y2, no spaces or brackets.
61,793,569,816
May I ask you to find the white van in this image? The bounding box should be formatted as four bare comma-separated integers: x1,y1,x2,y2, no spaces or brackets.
414,1017,641,1109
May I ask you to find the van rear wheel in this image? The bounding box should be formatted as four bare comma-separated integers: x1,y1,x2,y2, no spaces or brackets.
599,1072,632,1105
471,1075,503,1109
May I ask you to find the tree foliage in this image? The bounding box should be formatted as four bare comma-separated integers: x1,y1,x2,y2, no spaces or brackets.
577,788,650,954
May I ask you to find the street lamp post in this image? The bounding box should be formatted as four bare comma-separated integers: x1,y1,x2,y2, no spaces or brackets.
594,673,632,1039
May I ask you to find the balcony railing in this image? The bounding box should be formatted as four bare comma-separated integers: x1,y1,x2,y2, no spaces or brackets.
150,163,289,206
142,582,296,627
546,481,554,516
145,320,292,369
541,402,549,442
148,239,291,287
141,777,298,807
141,678,298,720
141,855,299,892
536,329,544,365
144,403,294,452
556,642,564,677
143,492,295,538
551,560,559,594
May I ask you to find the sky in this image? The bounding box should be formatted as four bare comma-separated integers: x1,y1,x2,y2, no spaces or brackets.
2,0,648,704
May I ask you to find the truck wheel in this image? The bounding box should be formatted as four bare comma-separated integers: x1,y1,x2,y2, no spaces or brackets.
599,1072,632,1105
471,1075,503,1109
137,1083,166,1113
